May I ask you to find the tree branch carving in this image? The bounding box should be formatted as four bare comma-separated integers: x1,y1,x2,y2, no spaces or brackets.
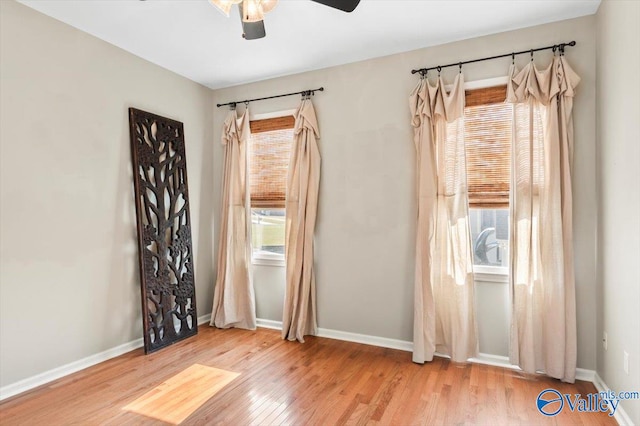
128,108,197,354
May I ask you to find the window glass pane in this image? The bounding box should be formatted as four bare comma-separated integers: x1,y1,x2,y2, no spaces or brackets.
251,208,285,257
469,208,509,267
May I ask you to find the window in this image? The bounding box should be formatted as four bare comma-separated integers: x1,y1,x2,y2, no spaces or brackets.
249,113,295,266
452,83,512,281
469,207,509,266
251,208,285,263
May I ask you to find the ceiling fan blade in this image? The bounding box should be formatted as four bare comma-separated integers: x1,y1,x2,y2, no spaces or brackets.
309,0,360,12
238,4,266,40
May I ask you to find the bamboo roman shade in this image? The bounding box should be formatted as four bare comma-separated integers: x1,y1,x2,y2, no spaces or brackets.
249,116,295,208
463,85,511,208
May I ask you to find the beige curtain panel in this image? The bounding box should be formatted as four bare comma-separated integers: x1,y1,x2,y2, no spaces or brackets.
410,74,479,364
506,56,579,383
282,99,321,342
210,109,256,330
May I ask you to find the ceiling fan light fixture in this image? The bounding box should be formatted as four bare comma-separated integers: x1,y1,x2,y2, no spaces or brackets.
241,0,265,23
209,0,242,17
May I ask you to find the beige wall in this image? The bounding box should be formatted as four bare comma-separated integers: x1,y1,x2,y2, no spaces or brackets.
1,0,613,392
213,16,598,367
0,1,214,387
596,0,640,423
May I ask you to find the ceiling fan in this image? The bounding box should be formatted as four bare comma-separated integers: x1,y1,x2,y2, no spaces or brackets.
209,0,361,40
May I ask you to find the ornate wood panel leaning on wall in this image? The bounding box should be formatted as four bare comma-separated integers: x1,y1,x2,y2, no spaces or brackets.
128,108,197,354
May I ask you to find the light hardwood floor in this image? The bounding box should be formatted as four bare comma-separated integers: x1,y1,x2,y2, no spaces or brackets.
0,327,616,425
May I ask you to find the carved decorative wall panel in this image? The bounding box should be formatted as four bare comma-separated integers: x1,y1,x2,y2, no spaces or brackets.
128,108,197,354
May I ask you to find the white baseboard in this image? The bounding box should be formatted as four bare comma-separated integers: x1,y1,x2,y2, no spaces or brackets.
464,353,595,383
198,313,211,325
592,372,634,426
317,326,414,352
0,337,144,402
256,318,596,382
256,318,413,352
1,313,607,414
576,367,596,383
255,318,282,330
255,319,605,400
469,353,518,370
255,318,598,384
0,314,212,401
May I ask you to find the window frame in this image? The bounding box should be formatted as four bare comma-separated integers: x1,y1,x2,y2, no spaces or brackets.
459,77,510,283
248,110,295,267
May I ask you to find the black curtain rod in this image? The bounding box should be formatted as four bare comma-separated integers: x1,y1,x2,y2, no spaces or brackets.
411,41,576,75
216,87,324,108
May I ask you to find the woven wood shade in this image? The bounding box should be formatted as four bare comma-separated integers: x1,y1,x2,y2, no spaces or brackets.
249,116,295,208
250,116,295,134
465,85,507,107
464,86,511,208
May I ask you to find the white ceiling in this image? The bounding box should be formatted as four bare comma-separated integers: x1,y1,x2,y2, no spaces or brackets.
19,0,600,90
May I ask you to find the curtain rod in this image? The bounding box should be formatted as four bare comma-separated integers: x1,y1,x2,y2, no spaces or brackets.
216,87,324,108
410,41,576,75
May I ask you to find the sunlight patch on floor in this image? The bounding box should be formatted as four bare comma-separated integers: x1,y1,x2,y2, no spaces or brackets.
123,364,240,424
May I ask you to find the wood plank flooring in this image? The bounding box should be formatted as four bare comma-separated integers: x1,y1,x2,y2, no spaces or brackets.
122,364,240,424
0,327,617,425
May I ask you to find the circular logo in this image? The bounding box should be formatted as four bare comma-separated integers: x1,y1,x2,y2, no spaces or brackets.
537,389,564,416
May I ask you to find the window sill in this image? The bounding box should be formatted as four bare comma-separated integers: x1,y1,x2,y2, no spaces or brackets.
252,252,285,267
474,265,508,283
